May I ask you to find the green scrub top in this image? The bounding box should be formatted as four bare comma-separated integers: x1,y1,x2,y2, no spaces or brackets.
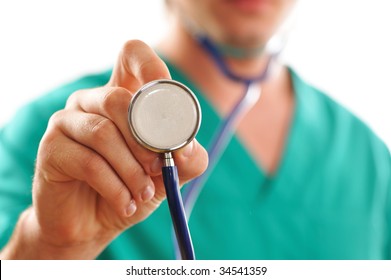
0,61,390,259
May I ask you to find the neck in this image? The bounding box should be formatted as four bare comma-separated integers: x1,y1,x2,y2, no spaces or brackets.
199,36,266,60
157,21,270,84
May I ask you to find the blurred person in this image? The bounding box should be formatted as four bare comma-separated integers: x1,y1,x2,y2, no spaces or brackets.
0,0,390,259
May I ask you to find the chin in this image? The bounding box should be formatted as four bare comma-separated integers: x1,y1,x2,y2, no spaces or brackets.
211,9,276,45
208,0,290,46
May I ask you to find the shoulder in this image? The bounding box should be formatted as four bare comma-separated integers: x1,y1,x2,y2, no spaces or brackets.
291,68,389,153
290,67,390,187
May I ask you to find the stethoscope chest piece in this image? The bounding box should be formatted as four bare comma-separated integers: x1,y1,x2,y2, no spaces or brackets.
128,79,201,153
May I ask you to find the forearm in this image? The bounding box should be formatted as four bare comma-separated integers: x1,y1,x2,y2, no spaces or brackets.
0,207,114,260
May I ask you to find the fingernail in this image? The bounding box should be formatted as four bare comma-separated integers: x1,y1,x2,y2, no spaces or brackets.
182,140,195,157
151,157,162,174
125,200,137,217
141,185,154,202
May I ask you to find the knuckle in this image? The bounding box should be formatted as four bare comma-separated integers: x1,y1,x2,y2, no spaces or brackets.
37,132,58,169
111,184,129,205
127,164,147,186
47,110,66,129
36,127,67,182
40,111,66,159
101,87,131,116
88,116,116,143
65,89,84,108
82,151,105,178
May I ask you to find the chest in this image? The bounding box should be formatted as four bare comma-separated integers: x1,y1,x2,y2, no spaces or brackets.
236,87,295,175
202,67,295,175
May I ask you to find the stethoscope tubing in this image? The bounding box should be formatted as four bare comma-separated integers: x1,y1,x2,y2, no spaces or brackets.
173,34,279,259
163,164,195,260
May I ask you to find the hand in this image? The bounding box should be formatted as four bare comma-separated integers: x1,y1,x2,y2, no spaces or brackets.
2,40,208,259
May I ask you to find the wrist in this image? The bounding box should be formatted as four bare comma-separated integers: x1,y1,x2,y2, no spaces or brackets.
1,208,116,259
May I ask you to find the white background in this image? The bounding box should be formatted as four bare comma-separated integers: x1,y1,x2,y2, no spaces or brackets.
0,0,390,148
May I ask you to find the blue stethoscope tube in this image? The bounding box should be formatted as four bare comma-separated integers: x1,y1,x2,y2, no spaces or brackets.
162,153,195,260
173,35,279,259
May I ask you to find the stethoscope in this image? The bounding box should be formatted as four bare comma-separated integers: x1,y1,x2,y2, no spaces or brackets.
128,35,278,260
128,79,201,260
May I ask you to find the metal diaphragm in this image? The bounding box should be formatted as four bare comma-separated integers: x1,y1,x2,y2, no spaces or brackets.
128,79,201,153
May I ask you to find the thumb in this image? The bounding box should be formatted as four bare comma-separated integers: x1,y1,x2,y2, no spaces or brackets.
107,40,171,92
